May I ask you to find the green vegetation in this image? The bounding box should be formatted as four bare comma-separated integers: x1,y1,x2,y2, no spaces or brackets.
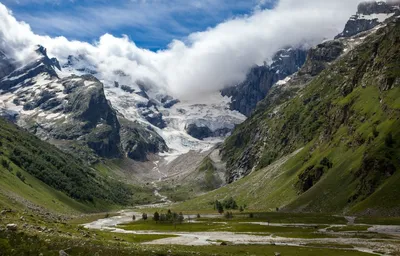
186,20,400,215
0,230,374,256
0,118,157,214
326,225,371,232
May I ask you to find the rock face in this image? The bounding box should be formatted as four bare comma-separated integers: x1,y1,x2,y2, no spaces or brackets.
298,41,344,77
185,123,231,140
335,1,400,39
0,51,15,79
119,118,168,161
221,48,307,116
0,46,167,162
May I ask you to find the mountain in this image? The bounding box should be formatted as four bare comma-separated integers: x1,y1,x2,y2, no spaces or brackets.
211,15,400,215
335,0,400,39
0,117,155,215
221,48,307,116
0,46,167,163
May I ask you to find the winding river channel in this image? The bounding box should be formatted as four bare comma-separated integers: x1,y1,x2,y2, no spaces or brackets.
83,210,400,255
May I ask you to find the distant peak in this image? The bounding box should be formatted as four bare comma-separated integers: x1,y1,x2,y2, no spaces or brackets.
35,45,47,57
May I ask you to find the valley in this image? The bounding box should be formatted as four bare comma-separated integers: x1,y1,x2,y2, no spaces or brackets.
1,0,400,255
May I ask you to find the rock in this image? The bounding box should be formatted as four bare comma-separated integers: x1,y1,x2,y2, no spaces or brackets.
335,1,400,39
221,48,307,116
274,253,281,256
59,250,69,256
6,224,17,231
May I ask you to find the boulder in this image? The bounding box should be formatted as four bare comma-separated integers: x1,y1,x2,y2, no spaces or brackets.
6,224,17,231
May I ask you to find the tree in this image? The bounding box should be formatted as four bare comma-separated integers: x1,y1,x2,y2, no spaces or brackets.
178,212,184,224
215,200,224,214
142,213,148,220
197,213,201,219
132,215,136,221
16,171,25,182
223,197,238,210
153,211,160,222
249,213,254,218
239,206,244,212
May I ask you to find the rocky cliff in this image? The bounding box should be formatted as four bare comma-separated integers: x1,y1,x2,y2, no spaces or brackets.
0,46,167,162
221,48,307,116
335,1,399,39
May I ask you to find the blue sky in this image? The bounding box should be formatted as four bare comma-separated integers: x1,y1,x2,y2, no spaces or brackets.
3,0,274,51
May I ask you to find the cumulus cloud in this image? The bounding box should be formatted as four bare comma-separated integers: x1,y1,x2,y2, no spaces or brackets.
0,0,363,100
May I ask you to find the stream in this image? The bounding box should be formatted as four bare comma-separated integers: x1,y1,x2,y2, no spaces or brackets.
83,210,400,255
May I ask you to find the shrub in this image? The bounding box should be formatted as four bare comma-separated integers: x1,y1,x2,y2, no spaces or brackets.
153,211,160,222
16,171,25,183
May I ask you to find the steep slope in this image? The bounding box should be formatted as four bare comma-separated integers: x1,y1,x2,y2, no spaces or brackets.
0,117,155,214
0,46,167,163
198,18,400,215
221,48,307,116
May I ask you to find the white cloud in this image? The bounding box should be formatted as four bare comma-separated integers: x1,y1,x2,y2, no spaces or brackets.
0,0,363,100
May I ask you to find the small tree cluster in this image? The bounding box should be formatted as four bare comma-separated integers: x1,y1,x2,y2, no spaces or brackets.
142,213,148,220
1,159,12,172
153,210,184,224
214,197,241,213
222,197,238,210
215,200,224,214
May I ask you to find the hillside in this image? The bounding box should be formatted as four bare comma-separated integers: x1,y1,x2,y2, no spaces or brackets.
178,19,400,216
0,117,154,215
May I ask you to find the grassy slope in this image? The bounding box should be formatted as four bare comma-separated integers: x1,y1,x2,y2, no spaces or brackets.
176,21,400,215
0,118,154,214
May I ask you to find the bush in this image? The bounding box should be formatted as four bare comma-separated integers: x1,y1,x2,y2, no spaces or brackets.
16,171,25,183
153,211,160,222
142,213,148,220
1,159,10,169
222,197,238,210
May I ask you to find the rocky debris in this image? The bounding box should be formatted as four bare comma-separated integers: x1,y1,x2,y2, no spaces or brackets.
59,250,69,256
6,223,18,231
221,48,307,116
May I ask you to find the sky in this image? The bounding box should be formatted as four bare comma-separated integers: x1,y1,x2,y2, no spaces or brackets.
2,0,274,50
0,0,365,100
